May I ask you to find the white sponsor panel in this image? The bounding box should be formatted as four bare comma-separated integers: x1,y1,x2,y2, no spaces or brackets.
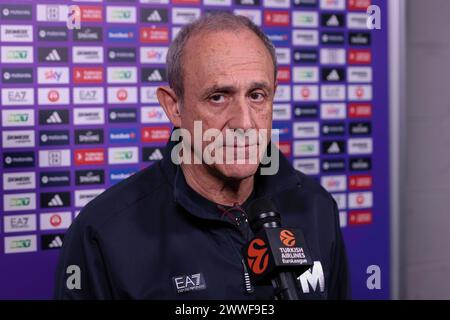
4,235,37,254
339,211,347,228
332,193,347,210
292,30,319,46
108,147,139,164
293,67,319,83
37,4,69,22
141,106,170,123
292,11,319,28
3,193,36,212
1,25,33,42
2,109,34,127
321,175,347,192
107,87,138,104
73,87,105,105
321,85,346,101
75,189,105,208
272,104,291,121
2,130,35,148
37,67,70,84
38,88,70,105
3,172,36,191
172,7,201,25
347,13,369,29
274,85,291,102
275,48,291,65
1,88,34,106
293,85,319,101
106,6,137,23
107,67,138,84
140,86,159,103
348,138,373,155
4,214,36,233
38,149,71,167
348,67,372,83
40,212,72,230
233,9,262,26
72,46,104,63
320,103,346,120
293,122,319,139
264,0,290,8
320,0,345,10
293,140,319,157
73,108,105,125
140,47,168,64
1,46,33,63
348,85,373,101
293,158,320,175
320,48,346,65
348,192,373,209
204,0,232,5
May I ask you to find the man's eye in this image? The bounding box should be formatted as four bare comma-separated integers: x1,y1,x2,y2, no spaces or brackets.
210,94,226,103
250,92,265,102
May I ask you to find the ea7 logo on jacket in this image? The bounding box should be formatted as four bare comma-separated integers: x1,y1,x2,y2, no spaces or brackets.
172,273,206,294
297,261,325,294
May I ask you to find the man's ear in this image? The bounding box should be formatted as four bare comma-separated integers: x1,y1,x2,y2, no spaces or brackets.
157,86,182,128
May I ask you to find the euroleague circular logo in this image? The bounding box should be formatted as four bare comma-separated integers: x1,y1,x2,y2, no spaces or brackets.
280,229,296,247
247,238,269,275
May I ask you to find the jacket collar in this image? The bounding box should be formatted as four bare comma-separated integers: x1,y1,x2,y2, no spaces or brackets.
160,134,302,223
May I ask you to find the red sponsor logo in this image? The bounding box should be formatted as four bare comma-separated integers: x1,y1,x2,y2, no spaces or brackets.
348,0,371,11
73,67,103,84
276,66,291,83
141,127,171,143
349,175,372,190
75,149,105,165
140,27,169,44
277,141,291,157
247,238,269,275
348,49,372,65
50,214,62,227
348,103,372,118
47,90,60,103
80,6,103,22
264,11,290,27
349,211,373,226
116,89,128,102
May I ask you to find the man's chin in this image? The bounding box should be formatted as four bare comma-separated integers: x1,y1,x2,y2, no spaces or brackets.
212,163,259,180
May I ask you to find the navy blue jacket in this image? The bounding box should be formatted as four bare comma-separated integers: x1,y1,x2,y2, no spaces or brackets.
54,140,350,300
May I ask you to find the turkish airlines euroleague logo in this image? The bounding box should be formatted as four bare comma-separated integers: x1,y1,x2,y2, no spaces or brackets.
280,229,296,247
247,238,269,275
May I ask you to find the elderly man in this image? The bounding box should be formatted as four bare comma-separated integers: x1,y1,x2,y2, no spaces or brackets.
54,12,350,300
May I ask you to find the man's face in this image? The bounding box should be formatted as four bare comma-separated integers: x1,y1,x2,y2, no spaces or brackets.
179,29,276,180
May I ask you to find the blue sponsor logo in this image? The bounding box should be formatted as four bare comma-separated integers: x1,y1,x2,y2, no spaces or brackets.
109,168,139,184
109,128,138,143
264,29,290,46
107,27,137,42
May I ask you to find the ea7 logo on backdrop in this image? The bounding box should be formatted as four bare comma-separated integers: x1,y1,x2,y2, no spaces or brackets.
280,230,296,247
247,238,269,275
172,273,206,294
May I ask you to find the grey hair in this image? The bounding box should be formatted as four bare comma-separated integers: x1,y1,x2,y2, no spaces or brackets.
166,12,278,103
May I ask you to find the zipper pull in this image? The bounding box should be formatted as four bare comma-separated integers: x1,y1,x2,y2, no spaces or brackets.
241,258,254,294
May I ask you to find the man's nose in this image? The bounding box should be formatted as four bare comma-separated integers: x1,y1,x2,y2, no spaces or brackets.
228,96,254,131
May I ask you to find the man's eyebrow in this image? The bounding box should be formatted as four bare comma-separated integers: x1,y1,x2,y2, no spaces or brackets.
202,82,273,98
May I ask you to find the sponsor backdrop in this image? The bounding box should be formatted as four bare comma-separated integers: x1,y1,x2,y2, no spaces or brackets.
0,0,389,299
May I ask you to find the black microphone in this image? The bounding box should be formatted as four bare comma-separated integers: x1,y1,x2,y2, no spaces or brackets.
243,197,313,300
